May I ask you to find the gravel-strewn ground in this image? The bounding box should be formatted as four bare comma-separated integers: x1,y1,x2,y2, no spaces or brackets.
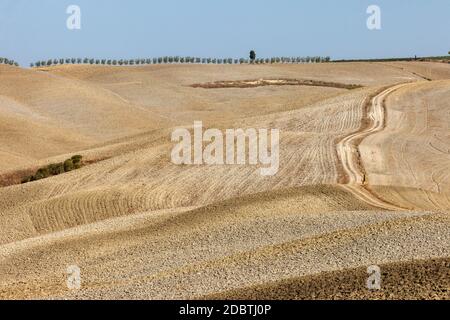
205,258,450,300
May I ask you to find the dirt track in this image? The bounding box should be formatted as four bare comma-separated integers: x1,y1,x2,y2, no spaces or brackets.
337,84,411,211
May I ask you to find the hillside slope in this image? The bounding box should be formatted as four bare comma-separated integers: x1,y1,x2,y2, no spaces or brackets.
0,62,450,299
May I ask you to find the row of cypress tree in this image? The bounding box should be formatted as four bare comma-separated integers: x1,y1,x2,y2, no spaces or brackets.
30,56,331,67
0,57,19,66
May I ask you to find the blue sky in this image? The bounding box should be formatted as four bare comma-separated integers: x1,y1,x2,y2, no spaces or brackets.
0,0,449,66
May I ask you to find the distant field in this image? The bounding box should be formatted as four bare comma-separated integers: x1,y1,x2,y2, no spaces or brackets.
333,55,450,63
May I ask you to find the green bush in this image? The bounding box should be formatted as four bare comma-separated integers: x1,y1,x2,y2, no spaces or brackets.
20,155,84,185
64,159,74,172
35,167,50,180
48,163,65,175
71,155,83,169
71,155,83,163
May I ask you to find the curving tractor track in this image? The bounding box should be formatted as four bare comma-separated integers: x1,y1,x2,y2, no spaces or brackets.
337,83,412,211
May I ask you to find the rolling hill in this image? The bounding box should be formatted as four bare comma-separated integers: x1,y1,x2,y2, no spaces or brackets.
0,61,449,299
